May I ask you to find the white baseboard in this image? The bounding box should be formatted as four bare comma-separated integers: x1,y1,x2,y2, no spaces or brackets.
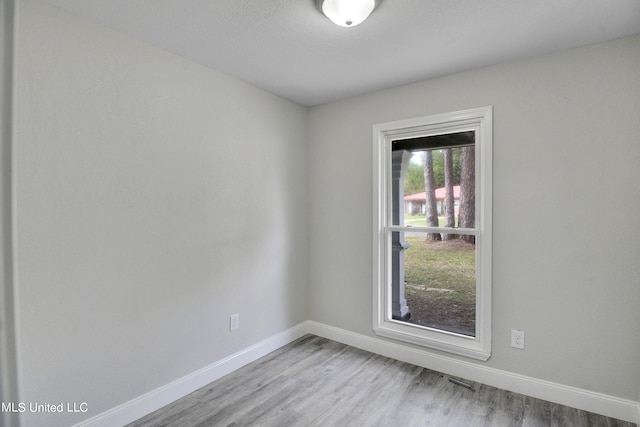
72,323,309,427
306,321,640,425
73,321,640,426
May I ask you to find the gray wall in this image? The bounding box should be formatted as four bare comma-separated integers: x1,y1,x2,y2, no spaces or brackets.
308,34,640,402
14,1,308,426
1,1,19,427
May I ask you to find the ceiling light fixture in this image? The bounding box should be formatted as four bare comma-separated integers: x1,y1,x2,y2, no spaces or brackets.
316,0,381,28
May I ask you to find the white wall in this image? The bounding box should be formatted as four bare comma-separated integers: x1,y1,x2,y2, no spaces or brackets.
14,1,308,426
308,34,640,402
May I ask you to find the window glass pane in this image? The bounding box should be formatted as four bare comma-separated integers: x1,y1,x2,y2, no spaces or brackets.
400,234,476,337
398,146,474,231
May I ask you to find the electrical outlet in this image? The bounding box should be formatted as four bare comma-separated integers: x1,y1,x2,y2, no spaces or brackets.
511,329,524,349
230,314,240,331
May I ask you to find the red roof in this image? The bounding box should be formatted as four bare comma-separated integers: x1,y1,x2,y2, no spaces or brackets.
405,186,460,201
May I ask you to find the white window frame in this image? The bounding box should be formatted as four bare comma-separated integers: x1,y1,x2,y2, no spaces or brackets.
373,106,493,361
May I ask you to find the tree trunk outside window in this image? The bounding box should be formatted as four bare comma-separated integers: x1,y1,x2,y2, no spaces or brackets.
458,146,475,244
442,148,455,240
423,150,441,241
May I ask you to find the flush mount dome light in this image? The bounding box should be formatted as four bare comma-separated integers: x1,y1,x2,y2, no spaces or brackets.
316,0,381,27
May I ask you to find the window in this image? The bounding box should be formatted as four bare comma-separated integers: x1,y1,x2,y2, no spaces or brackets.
373,107,492,360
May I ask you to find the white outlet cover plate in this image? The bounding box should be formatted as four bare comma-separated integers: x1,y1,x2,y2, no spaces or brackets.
511,330,524,349
230,314,240,331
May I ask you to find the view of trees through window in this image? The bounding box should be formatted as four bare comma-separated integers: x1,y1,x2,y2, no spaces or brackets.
400,144,477,336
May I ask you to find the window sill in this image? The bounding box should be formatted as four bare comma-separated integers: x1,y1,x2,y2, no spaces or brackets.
374,321,491,361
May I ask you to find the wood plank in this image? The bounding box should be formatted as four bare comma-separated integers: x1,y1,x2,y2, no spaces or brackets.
127,335,636,427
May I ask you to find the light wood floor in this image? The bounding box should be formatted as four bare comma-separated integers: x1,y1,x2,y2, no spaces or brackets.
128,335,635,427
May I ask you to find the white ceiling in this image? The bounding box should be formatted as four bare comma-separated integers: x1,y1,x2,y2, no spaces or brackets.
40,0,640,106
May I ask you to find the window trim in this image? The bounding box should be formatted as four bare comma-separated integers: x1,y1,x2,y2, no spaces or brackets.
373,106,493,361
